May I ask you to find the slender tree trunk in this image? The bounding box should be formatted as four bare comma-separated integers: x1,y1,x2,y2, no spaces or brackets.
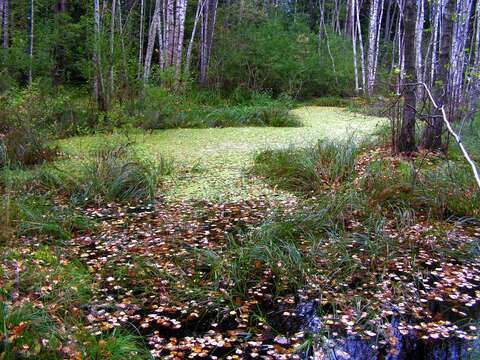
430,0,441,86
185,0,206,77
58,0,66,11
414,0,424,96
174,0,188,79
199,0,217,85
109,0,116,97
397,0,417,152
384,0,392,41
137,0,145,79
28,0,34,85
355,0,366,93
157,0,165,71
117,0,128,87
144,0,161,81
367,0,384,95
0,0,3,48
165,0,175,66
352,0,359,92
93,0,107,111
421,0,455,150
468,0,480,120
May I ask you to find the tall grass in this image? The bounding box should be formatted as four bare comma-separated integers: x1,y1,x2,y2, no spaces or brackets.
253,139,360,192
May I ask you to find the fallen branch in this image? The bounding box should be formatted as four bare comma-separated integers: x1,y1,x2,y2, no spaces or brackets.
419,81,480,190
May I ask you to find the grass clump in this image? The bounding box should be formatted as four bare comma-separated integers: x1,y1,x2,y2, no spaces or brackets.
74,141,162,204
0,125,58,168
143,104,301,129
363,159,480,219
253,138,360,193
80,329,151,360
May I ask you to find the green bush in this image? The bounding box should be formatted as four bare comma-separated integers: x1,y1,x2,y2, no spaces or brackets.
212,14,355,98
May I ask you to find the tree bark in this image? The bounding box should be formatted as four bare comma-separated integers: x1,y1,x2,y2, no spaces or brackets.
352,0,359,92
199,0,217,85
185,0,206,77
421,0,455,150
144,0,161,81
355,0,366,93
367,0,384,96
165,0,175,66
174,0,188,79
414,0,424,95
397,0,417,152
93,0,108,111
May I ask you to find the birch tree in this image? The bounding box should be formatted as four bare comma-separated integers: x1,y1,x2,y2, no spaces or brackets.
174,0,188,78
367,0,384,96
185,0,206,77
199,0,218,85
93,0,107,111
143,0,161,81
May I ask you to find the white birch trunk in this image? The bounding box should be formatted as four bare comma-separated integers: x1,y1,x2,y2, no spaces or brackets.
352,0,359,92
185,0,206,77
143,0,161,81
356,0,366,93
174,0,188,78
415,0,424,92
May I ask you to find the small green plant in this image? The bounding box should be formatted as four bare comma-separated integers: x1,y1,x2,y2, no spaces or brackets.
80,329,151,360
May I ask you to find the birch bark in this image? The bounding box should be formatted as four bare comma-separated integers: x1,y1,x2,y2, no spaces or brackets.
144,0,161,81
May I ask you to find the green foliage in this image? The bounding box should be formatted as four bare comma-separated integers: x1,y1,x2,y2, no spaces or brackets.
138,86,301,129
212,15,355,98
253,139,360,192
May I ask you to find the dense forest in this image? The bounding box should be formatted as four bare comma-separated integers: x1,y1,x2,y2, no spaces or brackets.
1,0,480,359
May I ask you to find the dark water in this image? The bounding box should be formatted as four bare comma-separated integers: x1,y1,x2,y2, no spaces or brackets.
294,300,480,360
